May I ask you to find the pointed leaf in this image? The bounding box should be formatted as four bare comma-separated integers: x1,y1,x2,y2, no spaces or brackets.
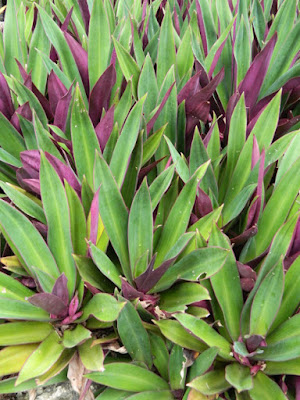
188,369,231,396
249,371,287,400
225,364,253,392
78,293,125,322
86,363,169,391
79,339,104,371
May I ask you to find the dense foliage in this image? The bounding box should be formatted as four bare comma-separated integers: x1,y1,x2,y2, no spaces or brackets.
0,0,299,399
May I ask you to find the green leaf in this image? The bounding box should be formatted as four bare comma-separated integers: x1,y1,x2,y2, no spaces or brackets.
63,325,91,348
149,165,175,210
244,157,300,260
95,388,132,400
142,124,167,165
78,293,125,322
0,182,46,224
65,182,87,256
0,370,67,394
154,320,207,352
240,214,298,335
234,17,251,85
154,162,210,268
71,84,100,186
89,243,122,288
188,347,219,382
226,94,247,180
12,77,48,129
117,299,152,368
110,96,145,188
16,331,64,385
86,363,169,391
37,5,87,104
36,348,75,385
0,322,52,345
250,260,284,336
154,67,177,172
138,54,158,121
175,313,232,360
157,3,176,88
0,200,59,286
28,13,50,93
165,135,190,183
169,345,187,390
40,153,76,297
249,371,287,400
225,364,253,392
125,392,174,400
159,282,210,313
33,112,64,161
73,255,114,293
0,344,39,377
0,298,50,321
177,27,194,79
264,358,300,376
151,247,229,293
254,336,300,362
0,113,26,159
189,128,218,197
88,0,111,89
271,255,300,331
112,37,140,98
79,339,104,371
188,369,231,396
93,154,130,282
222,184,257,225
149,332,169,381
3,0,26,78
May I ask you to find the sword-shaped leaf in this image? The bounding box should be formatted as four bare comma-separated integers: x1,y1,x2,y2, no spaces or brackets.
86,363,169,391
154,162,210,268
40,153,76,297
71,84,100,186
109,96,145,188
0,344,39,377
0,200,59,283
0,322,53,346
249,372,287,400
250,260,284,336
93,154,130,281
16,331,64,385
117,298,152,368
0,298,50,321
188,369,231,396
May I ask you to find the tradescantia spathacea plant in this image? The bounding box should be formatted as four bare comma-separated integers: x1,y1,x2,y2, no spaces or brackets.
0,0,299,399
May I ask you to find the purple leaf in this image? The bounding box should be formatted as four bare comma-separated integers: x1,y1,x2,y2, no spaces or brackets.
173,7,180,36
208,33,231,78
251,135,260,169
195,0,208,56
53,84,73,132
241,278,255,292
48,70,67,114
95,106,115,151
78,0,90,33
121,278,144,300
32,221,48,237
186,100,211,122
138,157,166,184
275,116,300,138
177,71,201,105
89,189,100,245
287,216,300,258
238,33,277,108
194,187,213,217
0,70,14,119
64,32,89,95
185,68,225,113
10,102,32,133
61,7,74,32
89,64,116,126
45,152,81,194
52,274,69,305
17,173,40,195
246,335,264,353
237,261,257,280
134,255,176,293
29,293,68,316
203,119,219,148
69,292,79,317
223,92,240,143
20,150,40,172
147,82,176,135
230,225,258,245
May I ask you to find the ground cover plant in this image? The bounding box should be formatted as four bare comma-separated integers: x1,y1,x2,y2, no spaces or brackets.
0,0,299,399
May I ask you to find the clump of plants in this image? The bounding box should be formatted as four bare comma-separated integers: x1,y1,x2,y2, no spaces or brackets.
0,0,299,399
